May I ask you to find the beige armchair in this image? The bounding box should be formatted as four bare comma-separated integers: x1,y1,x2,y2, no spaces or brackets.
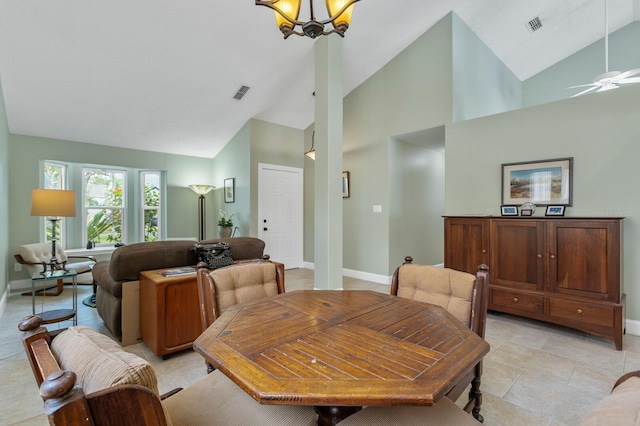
390,257,489,422
15,242,96,296
18,316,318,426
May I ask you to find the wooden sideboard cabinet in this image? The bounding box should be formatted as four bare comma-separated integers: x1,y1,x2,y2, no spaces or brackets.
444,216,625,350
140,269,202,358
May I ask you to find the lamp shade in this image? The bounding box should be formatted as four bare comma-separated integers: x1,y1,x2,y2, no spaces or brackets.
274,0,301,31
189,185,215,196
326,0,355,28
30,189,77,218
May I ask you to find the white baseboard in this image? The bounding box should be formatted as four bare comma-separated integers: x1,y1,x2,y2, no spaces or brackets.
301,262,391,286
625,319,640,337
342,268,391,285
0,286,7,318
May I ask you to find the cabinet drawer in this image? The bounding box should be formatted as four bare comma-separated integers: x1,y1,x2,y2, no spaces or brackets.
548,299,614,328
490,289,544,314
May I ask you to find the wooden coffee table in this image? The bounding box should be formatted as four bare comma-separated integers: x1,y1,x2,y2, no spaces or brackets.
193,290,490,426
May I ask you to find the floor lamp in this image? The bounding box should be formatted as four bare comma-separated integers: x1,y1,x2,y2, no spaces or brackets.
189,185,215,241
30,189,77,275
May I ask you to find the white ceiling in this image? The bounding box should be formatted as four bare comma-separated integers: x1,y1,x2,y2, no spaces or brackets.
0,0,638,158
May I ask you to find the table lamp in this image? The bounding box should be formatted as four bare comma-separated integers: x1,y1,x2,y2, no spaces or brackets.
188,185,215,241
30,189,77,275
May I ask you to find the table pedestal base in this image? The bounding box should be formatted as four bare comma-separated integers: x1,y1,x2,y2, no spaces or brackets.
315,406,362,426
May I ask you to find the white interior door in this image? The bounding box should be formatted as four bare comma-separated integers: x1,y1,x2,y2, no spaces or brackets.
258,163,303,269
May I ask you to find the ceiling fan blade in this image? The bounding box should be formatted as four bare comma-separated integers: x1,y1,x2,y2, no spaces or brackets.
617,69,640,79
571,86,599,97
597,84,618,92
618,77,640,84
568,83,596,89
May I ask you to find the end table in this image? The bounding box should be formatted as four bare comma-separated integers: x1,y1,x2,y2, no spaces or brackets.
31,269,78,326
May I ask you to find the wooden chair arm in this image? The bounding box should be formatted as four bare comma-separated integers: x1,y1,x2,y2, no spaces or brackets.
14,254,44,266
613,371,640,391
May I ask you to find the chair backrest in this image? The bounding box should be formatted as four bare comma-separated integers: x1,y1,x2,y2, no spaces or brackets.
391,257,489,337
17,242,68,275
196,256,285,332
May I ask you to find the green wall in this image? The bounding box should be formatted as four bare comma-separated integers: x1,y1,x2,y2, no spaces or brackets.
446,84,640,320
389,136,445,267
452,13,522,121
210,118,304,239
7,134,214,283
211,120,251,237
0,78,9,300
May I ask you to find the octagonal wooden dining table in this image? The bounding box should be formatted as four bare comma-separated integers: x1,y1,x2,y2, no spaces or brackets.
193,290,490,426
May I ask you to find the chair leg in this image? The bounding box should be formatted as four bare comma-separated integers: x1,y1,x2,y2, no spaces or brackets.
21,278,64,297
468,376,484,423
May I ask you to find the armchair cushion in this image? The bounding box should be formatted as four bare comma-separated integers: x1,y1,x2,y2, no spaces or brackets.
396,264,475,327
18,243,68,275
163,370,318,426
336,398,481,425
51,325,159,395
581,376,640,426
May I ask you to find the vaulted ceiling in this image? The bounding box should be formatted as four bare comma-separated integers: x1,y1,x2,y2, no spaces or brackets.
0,0,638,158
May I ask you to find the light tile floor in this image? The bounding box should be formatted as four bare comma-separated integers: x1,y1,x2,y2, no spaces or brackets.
1,268,637,425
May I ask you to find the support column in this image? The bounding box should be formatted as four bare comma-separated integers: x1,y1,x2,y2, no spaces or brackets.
314,35,343,290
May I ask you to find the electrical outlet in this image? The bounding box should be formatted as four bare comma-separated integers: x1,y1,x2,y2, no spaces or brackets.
14,263,22,272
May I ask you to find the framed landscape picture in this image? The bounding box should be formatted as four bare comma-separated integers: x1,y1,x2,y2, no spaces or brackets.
502,158,573,206
224,178,235,203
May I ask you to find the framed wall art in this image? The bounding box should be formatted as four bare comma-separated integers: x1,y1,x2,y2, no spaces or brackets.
502,157,572,206
224,178,235,203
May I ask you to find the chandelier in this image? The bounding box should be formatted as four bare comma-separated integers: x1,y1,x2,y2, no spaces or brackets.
255,0,360,39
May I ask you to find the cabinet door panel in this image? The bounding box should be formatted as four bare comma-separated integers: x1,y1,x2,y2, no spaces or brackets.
444,218,489,274
490,220,545,290
548,220,620,301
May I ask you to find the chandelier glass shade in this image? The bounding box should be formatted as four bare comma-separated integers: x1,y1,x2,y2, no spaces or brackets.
256,0,360,39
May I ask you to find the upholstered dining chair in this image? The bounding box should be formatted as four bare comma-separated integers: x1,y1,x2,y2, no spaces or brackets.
15,242,96,296
196,255,285,372
390,256,490,422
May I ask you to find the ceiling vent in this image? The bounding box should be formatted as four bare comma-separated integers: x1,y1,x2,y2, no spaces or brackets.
233,85,250,100
527,16,543,33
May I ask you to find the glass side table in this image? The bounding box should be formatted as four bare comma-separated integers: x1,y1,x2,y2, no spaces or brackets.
31,269,78,326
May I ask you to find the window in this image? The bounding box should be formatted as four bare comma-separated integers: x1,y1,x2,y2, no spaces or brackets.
43,162,67,246
83,168,126,246
141,171,161,241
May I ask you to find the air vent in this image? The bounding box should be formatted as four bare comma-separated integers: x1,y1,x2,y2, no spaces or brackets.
527,16,543,32
233,85,250,100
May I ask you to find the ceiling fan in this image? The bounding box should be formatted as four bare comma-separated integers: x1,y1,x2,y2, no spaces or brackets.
569,0,640,97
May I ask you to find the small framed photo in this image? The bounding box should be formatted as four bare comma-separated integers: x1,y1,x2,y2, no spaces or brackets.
224,178,235,203
545,205,565,216
501,205,518,216
520,209,534,216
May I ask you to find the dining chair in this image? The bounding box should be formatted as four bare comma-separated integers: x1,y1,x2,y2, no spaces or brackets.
196,256,285,372
390,256,490,422
16,242,96,297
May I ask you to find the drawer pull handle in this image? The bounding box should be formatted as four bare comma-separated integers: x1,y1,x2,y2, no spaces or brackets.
537,254,542,259
577,308,584,315
481,249,487,254
513,297,519,303
550,254,556,260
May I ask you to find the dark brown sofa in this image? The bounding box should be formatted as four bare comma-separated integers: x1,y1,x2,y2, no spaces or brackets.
93,237,265,345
